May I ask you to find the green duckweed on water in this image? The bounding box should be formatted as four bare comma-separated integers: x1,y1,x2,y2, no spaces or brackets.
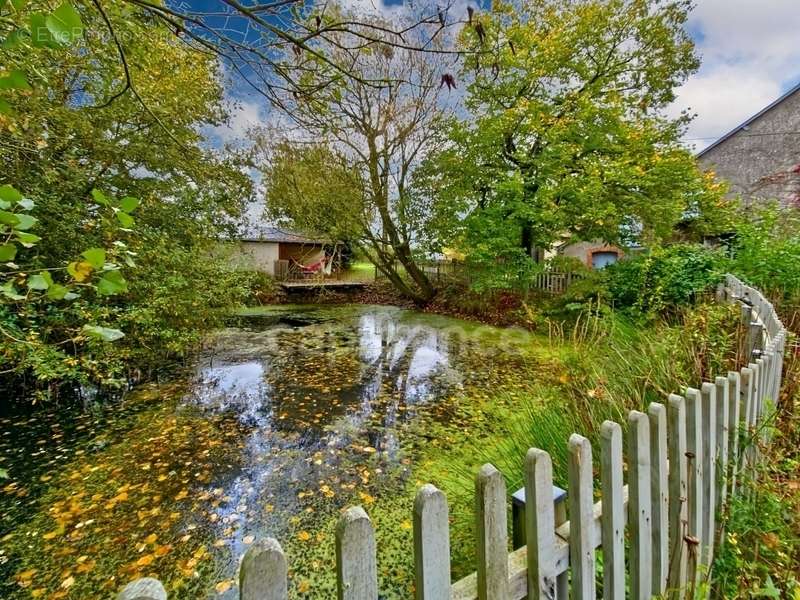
1,304,574,598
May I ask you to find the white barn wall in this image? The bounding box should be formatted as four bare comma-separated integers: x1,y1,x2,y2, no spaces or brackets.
236,241,280,274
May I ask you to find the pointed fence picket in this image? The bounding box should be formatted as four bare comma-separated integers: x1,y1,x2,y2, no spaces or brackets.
119,275,787,600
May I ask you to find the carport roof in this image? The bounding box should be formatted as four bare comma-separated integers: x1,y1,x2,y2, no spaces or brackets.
240,226,327,245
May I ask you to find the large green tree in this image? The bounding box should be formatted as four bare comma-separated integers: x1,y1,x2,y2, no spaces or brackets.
257,13,452,304
419,0,726,282
0,0,254,398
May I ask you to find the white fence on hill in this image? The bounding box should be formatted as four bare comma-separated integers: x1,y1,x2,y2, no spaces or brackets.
119,274,787,600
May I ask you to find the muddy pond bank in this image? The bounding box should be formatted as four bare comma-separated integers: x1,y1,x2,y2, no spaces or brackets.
1,304,565,598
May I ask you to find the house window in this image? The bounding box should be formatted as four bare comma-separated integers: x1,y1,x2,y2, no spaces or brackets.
590,250,619,269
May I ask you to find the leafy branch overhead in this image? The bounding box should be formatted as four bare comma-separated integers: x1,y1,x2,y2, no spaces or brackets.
2,0,472,114
1,0,257,396
0,184,138,341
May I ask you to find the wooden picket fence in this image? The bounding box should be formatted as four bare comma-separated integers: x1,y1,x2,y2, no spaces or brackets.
119,274,787,600
375,260,584,295
532,270,585,294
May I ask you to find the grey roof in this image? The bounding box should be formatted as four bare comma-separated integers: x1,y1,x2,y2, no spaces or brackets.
240,226,327,244
696,80,800,158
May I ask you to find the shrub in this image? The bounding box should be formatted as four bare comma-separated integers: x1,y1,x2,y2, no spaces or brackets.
605,244,728,316
731,204,800,302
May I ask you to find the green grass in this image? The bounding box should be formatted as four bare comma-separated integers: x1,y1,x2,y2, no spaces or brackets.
341,261,376,281
712,408,800,598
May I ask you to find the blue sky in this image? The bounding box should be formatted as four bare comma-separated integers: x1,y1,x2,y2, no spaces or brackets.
204,0,800,154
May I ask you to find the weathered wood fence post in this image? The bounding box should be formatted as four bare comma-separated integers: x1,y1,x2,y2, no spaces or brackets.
117,578,167,600
240,538,287,600
336,506,378,600
568,434,595,600
475,464,509,600
600,421,624,600
414,484,451,600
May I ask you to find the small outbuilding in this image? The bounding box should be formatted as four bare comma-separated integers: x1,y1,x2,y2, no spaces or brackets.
233,227,327,276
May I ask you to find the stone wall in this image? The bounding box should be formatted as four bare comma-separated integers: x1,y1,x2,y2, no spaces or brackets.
698,87,800,208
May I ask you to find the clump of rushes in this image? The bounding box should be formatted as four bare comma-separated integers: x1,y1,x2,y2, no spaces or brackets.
712,406,800,598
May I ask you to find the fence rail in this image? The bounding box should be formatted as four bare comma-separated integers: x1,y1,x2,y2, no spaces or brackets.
119,274,787,600
375,259,585,294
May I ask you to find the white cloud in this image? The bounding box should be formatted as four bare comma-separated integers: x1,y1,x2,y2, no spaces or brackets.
204,97,267,148
672,0,800,151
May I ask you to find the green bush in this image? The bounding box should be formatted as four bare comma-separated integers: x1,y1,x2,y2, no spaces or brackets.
605,244,727,316
712,409,800,598
731,204,800,302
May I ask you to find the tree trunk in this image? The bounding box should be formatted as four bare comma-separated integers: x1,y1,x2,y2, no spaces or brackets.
374,255,433,305
367,180,436,304
393,245,436,304
521,221,535,258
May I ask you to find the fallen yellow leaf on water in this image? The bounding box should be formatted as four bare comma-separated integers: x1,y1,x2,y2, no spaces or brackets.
137,554,154,567
76,560,95,574
243,535,254,544
215,580,232,594
297,531,311,541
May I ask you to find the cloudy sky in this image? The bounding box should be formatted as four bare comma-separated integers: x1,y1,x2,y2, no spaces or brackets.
673,0,800,151
208,0,800,154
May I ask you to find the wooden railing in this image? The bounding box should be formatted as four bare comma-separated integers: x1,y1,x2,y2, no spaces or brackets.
532,270,585,294
118,275,787,600
375,259,586,294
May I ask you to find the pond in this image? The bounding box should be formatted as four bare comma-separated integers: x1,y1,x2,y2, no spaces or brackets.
1,304,563,599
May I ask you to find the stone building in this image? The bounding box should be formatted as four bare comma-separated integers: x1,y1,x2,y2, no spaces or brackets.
697,82,800,207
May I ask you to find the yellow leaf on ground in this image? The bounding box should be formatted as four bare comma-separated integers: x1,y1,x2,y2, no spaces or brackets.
243,535,254,544
68,261,93,282
297,580,311,593
174,490,188,501
60,576,75,589
136,554,154,567
215,580,232,594
144,533,157,544
297,531,311,542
